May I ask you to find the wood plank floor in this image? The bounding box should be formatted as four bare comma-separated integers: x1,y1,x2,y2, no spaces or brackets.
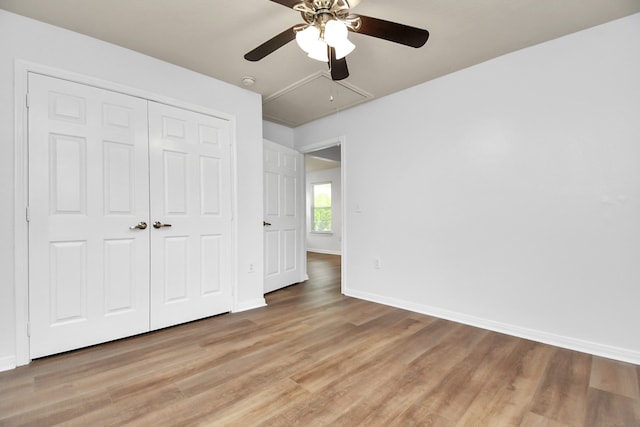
1,252,639,426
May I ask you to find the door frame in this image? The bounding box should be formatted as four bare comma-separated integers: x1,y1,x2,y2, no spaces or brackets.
298,136,347,295
13,60,239,367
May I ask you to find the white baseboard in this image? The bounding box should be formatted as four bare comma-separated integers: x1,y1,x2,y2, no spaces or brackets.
0,355,16,372
233,298,267,313
344,287,640,365
307,249,342,255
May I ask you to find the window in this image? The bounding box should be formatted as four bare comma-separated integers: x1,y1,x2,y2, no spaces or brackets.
312,182,332,232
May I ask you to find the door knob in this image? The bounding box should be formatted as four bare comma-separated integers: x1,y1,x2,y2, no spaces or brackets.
153,221,172,229
129,222,148,230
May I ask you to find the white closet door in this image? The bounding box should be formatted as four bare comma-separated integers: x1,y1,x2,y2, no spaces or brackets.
28,73,150,358
148,102,233,329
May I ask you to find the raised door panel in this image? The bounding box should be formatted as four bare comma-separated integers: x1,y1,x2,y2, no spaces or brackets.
49,241,87,324
265,172,280,217
104,141,135,214
284,175,297,217
49,134,87,214
103,238,137,314
201,156,221,215
284,229,297,272
265,230,281,277
28,73,150,359
201,235,222,294
163,150,188,215
163,236,189,303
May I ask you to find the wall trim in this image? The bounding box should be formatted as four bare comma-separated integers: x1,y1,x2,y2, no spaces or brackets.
233,298,267,313
307,249,342,256
13,60,30,367
0,356,16,373
14,60,240,368
344,287,640,365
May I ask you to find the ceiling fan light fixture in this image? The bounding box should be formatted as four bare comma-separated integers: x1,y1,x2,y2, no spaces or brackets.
297,18,354,62
245,0,429,81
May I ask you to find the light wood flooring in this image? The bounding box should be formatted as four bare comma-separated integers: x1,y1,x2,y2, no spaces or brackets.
1,252,639,426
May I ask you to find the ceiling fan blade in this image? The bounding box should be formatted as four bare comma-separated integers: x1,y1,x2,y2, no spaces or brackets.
354,15,429,48
329,47,349,81
269,0,300,8
244,25,298,61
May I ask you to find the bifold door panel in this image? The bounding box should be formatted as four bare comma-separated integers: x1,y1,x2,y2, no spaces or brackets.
148,101,233,330
28,74,151,358
28,73,232,358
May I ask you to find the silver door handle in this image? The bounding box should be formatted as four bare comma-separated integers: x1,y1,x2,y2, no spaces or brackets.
130,222,148,230
153,221,172,229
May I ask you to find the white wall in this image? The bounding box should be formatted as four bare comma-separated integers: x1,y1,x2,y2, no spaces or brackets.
294,13,640,363
306,167,342,255
263,120,295,148
0,10,265,370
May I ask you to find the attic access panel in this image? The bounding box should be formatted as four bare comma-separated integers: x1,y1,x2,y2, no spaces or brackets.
263,71,372,127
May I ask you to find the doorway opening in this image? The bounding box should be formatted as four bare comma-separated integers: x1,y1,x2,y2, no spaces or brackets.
303,144,343,289
304,145,341,257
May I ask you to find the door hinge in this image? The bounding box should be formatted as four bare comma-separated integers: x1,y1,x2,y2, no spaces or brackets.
25,93,30,109
27,322,31,337
25,206,30,222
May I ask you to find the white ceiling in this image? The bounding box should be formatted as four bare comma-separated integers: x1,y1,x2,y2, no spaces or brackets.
2,0,639,127
306,155,340,173
306,145,342,172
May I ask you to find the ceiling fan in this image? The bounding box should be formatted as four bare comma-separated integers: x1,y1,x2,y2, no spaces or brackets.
244,0,429,81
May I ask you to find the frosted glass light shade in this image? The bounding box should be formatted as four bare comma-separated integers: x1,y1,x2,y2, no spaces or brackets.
324,20,348,47
296,25,328,62
333,38,355,59
324,20,355,59
308,43,329,62
296,26,320,53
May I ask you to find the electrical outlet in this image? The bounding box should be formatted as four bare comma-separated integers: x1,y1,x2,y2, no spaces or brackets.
374,257,381,269
248,263,255,273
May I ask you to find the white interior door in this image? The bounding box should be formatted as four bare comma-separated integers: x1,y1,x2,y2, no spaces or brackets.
263,140,305,293
28,73,150,358
148,102,233,329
